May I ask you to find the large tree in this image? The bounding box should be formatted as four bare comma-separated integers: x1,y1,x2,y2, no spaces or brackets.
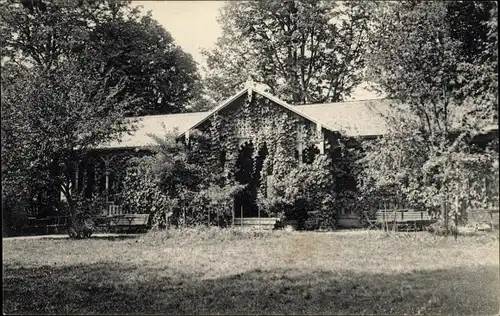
0,0,201,115
365,1,497,132
358,1,498,232
1,59,137,234
82,11,201,115
202,0,370,106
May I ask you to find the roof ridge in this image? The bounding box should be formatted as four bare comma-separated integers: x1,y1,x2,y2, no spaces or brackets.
133,111,209,120
296,97,389,107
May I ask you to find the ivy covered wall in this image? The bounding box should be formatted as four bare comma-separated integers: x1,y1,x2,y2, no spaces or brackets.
187,91,341,228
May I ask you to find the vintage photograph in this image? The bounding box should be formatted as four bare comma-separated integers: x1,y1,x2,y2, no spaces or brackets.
2,0,498,314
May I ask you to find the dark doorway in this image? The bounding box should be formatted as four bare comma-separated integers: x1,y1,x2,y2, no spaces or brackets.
234,141,268,218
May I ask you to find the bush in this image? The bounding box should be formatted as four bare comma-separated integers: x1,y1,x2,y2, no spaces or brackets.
68,213,94,239
118,132,245,229
1,199,29,237
117,156,171,228
258,154,337,229
183,185,245,227
427,220,458,235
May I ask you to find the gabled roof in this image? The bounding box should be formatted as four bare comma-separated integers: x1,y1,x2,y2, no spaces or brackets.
97,88,392,149
176,88,248,137
296,98,392,137
97,88,497,150
176,86,356,137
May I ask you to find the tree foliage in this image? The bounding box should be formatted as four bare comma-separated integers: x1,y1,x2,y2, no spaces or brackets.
366,1,497,135
359,1,498,231
117,155,171,227
0,0,201,115
1,0,203,236
1,60,137,225
203,0,370,105
259,154,336,229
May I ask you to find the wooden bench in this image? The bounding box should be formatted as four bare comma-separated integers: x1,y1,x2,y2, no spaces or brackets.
45,216,68,234
108,214,150,233
364,209,434,231
92,215,112,233
23,216,40,234
466,208,499,229
233,217,279,230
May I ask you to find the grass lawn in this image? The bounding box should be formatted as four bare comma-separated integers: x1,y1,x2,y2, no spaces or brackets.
3,229,499,315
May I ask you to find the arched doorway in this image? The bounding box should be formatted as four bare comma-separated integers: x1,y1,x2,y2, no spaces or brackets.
234,140,268,218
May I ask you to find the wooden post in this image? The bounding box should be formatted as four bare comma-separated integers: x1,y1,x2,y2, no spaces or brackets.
105,172,109,197
383,212,387,232
316,123,324,154
99,156,111,203
183,203,186,228
232,204,235,227
208,207,211,227
454,195,459,240
443,200,448,236
240,205,243,226
258,207,261,229
392,210,397,233
75,164,79,194
298,143,303,163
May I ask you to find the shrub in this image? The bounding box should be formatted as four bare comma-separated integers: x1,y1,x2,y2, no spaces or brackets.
68,214,94,239
427,219,458,235
258,154,337,229
117,132,245,228
1,198,29,237
117,155,170,228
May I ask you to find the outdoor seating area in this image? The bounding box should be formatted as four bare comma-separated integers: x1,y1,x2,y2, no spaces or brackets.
25,216,69,235
466,208,500,230
364,209,435,231
21,202,151,236
106,214,151,233
233,217,280,230
93,203,150,233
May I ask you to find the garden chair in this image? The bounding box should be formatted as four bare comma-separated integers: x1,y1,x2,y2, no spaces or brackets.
362,211,381,230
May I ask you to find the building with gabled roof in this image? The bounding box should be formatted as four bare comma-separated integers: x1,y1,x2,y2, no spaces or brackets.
43,86,498,229
99,87,393,150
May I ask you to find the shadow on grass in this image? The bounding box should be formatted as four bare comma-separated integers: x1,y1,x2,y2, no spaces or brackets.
89,235,140,241
3,262,499,315
7,234,142,241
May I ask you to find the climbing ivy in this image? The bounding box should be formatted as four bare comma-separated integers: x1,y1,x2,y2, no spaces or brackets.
120,90,344,228
189,91,338,228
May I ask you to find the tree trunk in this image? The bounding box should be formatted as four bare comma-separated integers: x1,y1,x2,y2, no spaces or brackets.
443,199,449,236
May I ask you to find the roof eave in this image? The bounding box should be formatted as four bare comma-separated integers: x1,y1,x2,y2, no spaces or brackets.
178,88,248,138
252,87,337,133
178,86,339,138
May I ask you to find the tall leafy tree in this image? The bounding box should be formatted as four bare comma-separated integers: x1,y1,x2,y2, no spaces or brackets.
0,0,201,115
1,59,137,232
0,0,202,234
202,0,370,105
359,1,498,232
83,12,201,115
365,0,497,135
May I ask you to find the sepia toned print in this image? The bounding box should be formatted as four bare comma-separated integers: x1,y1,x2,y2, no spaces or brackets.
2,1,498,315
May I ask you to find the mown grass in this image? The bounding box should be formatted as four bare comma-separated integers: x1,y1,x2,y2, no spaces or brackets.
3,228,499,315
